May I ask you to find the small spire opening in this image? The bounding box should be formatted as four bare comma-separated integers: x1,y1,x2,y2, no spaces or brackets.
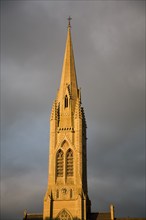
65,95,68,108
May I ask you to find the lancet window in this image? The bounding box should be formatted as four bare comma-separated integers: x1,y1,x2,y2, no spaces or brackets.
70,189,73,198
56,189,59,198
66,149,73,176
56,149,64,177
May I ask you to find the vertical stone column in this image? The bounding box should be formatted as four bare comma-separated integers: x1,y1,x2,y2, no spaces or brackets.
110,204,115,220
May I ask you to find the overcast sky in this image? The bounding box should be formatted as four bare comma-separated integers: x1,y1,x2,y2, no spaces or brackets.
1,1,145,220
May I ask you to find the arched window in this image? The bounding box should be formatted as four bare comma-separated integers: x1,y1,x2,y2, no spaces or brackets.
56,149,64,177
66,149,73,176
65,95,68,108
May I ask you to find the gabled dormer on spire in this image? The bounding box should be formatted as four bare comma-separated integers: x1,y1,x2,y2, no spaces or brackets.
57,19,78,107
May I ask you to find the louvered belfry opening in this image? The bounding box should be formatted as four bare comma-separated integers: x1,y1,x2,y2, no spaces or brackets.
56,149,64,177
66,149,73,176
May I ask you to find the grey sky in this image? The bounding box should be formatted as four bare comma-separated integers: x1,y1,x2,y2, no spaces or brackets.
1,1,145,220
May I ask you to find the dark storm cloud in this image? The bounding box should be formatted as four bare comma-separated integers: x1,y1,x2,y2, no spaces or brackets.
1,1,145,220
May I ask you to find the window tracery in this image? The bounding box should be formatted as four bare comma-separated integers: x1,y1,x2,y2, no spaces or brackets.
56,210,72,220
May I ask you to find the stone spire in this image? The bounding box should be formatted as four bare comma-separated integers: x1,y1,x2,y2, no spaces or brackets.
58,18,78,102
43,20,91,220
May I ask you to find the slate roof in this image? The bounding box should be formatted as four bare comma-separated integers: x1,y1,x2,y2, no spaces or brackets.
23,213,43,220
116,218,146,220
23,213,146,220
90,212,111,220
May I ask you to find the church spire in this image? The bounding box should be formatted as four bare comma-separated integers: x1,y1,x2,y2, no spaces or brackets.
43,20,91,220
58,18,78,101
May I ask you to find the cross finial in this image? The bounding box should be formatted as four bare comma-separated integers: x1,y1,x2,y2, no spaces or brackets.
67,16,72,28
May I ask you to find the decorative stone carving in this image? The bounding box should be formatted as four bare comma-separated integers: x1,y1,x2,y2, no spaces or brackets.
61,188,67,194
56,209,72,220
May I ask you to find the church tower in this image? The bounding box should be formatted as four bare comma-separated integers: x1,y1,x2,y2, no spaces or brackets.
43,19,91,220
